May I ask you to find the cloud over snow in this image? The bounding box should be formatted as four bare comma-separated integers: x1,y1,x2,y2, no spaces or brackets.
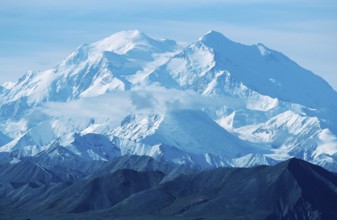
41,86,239,123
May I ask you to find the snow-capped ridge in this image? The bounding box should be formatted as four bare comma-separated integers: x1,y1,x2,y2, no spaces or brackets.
232,153,276,167
62,44,90,65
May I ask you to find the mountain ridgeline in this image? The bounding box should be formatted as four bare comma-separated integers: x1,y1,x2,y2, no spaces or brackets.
0,157,337,219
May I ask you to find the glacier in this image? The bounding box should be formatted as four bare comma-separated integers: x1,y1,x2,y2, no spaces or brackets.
1,29,337,171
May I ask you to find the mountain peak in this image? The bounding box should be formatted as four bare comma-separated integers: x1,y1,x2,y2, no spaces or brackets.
201,30,225,38
199,30,234,46
92,29,153,54
109,29,147,40
89,29,179,57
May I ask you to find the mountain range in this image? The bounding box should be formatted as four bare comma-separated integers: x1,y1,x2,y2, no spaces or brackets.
1,29,337,171
1,29,337,219
1,157,337,219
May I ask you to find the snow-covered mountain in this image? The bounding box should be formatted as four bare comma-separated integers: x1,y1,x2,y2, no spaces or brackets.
1,30,337,171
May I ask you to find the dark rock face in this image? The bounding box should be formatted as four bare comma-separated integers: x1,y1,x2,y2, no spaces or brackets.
0,157,336,220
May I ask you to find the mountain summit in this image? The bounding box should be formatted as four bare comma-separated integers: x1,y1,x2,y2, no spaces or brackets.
200,30,236,45
0,30,337,171
200,30,337,110
92,29,177,54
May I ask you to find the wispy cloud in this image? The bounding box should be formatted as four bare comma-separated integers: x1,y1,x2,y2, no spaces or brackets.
41,86,240,123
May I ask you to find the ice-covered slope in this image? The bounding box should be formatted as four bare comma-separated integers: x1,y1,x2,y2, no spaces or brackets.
207,31,336,108
138,110,264,156
1,30,337,171
200,31,337,109
0,120,58,159
234,110,337,166
110,110,267,162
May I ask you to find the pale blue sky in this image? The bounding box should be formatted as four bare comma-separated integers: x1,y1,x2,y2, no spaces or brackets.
1,0,337,90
